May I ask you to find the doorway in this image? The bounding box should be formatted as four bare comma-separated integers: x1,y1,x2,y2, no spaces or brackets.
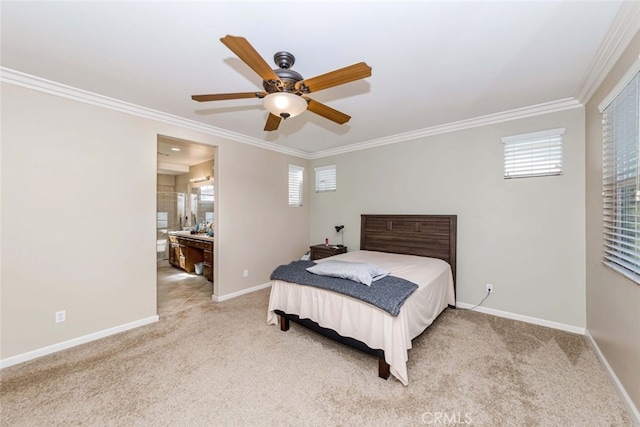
156,135,216,317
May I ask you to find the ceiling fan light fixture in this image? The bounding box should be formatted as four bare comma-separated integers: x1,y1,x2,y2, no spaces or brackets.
262,92,307,119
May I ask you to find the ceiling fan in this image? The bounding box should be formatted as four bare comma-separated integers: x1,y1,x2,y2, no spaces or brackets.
191,35,372,131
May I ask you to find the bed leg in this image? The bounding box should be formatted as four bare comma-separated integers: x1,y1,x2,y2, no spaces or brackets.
279,315,290,331
378,358,390,380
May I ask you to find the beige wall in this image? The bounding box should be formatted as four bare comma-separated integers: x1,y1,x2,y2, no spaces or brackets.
310,108,586,328
0,82,309,360
157,174,175,187
585,31,640,411
189,159,214,182
175,172,189,195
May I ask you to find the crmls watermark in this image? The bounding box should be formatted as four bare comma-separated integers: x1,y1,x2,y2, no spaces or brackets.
421,411,473,425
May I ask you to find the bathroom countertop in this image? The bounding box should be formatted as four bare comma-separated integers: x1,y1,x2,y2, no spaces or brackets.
169,231,214,242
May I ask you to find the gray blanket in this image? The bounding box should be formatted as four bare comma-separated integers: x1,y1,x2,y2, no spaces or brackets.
270,260,418,316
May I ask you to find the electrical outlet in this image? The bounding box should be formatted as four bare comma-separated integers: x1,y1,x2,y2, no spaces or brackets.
55,310,66,323
486,284,493,293
243,269,249,277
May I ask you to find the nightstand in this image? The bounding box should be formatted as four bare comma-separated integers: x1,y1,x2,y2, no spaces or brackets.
310,244,347,261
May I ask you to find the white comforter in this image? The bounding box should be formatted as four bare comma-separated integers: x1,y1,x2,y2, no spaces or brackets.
267,250,455,385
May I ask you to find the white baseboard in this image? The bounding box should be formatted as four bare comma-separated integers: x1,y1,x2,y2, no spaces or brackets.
455,302,585,335
212,282,272,302
585,330,640,426
0,315,159,369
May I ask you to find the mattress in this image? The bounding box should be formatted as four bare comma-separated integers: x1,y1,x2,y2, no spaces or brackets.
267,250,455,385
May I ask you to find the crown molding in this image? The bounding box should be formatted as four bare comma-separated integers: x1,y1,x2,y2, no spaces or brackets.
309,98,582,159
0,67,582,161
575,2,640,104
0,67,311,159
598,55,640,112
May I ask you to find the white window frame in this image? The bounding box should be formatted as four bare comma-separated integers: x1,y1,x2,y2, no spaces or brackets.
288,164,304,207
314,165,337,193
502,128,565,179
599,57,640,285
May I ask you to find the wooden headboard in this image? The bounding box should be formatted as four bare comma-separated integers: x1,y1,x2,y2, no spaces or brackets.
360,214,457,289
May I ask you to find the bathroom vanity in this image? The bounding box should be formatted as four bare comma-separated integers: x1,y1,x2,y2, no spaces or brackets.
168,232,213,282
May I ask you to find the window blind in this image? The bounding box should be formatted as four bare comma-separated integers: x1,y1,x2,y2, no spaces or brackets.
602,71,640,283
200,185,214,202
315,165,336,193
502,128,565,179
288,164,304,207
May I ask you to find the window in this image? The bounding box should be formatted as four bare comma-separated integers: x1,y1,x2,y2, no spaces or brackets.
156,212,168,229
502,128,565,179
288,164,304,207
315,165,336,193
156,212,168,255
200,185,214,202
601,70,640,284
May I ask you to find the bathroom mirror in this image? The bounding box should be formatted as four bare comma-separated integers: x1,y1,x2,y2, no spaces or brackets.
191,184,214,227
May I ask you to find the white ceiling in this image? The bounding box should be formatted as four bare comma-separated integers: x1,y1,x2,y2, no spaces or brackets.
157,135,216,175
0,1,631,159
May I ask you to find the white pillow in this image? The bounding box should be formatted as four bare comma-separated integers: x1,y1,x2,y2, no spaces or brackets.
306,261,390,286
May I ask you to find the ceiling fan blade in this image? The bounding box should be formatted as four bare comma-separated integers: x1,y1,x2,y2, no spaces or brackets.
220,35,280,83
264,113,282,131
295,62,371,93
191,92,265,102
305,98,351,124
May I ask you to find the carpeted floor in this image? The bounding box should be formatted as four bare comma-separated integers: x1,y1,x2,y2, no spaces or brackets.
156,266,212,317
0,288,632,426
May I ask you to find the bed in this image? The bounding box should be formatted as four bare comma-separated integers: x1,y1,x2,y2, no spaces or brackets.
267,214,457,385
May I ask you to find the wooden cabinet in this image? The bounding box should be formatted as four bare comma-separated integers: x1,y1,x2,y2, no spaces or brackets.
169,237,177,266
178,241,187,270
168,235,184,269
168,234,214,282
183,238,203,273
310,244,347,261
203,242,213,282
